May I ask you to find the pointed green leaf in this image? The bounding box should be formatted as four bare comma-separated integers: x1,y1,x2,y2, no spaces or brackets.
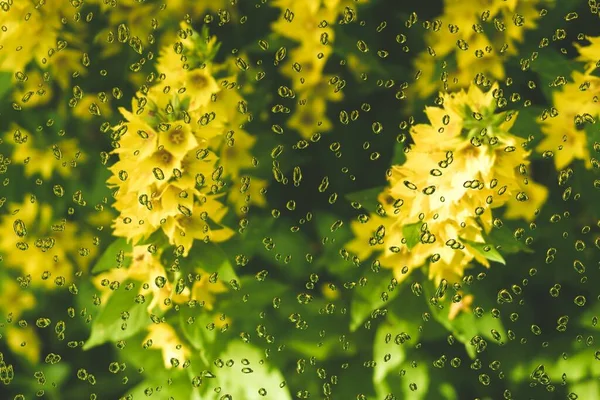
345,186,385,213
91,238,132,274
204,342,292,400
403,222,422,250
463,239,506,265
83,280,150,350
350,270,401,331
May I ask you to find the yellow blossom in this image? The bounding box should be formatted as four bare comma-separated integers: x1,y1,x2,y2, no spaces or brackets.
0,279,36,320
287,96,333,139
161,195,234,256
410,0,543,102
94,246,189,313
72,94,113,121
0,1,61,72
5,325,41,365
0,195,83,288
347,83,546,284
537,70,599,170
228,176,268,216
4,125,86,180
144,323,191,369
448,293,474,320
190,271,228,311
11,70,52,108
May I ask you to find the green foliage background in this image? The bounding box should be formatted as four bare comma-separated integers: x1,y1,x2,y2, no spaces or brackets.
1,0,600,399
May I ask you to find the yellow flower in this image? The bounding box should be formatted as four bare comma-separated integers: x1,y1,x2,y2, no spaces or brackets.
190,271,228,311
161,195,234,256
4,125,86,179
228,176,268,216
158,122,199,160
504,180,548,222
575,35,600,71
183,69,221,111
0,195,83,288
411,0,543,101
346,214,388,262
347,83,545,284
72,94,113,121
111,183,195,244
280,43,333,89
94,245,189,313
112,106,159,160
287,96,332,139
107,29,244,253
271,0,333,44
0,279,36,320
537,70,599,170
11,70,52,108
321,283,340,301
170,149,219,191
0,2,60,72
448,293,474,321
5,325,41,365
144,323,190,369
216,129,257,180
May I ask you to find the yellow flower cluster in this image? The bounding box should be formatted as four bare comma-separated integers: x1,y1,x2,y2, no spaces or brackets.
107,24,260,254
93,244,229,368
102,23,261,369
3,124,86,180
271,0,354,139
410,0,544,100
537,36,600,170
0,195,96,289
0,1,89,91
94,245,227,313
347,83,547,284
90,0,228,59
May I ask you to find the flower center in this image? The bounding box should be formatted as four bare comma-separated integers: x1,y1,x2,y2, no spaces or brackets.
169,126,185,145
189,72,208,89
156,149,173,165
301,111,315,126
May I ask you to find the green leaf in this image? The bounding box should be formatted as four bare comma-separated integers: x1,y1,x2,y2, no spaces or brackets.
115,331,169,376
221,214,276,259
423,278,507,359
373,321,407,386
585,122,600,162
483,225,534,255
83,280,151,350
438,382,458,400
401,363,430,400
390,142,407,166
201,342,292,400
287,337,349,360
91,238,132,274
509,106,545,148
345,186,385,213
402,222,422,250
570,380,600,400
255,217,313,279
530,47,584,101
123,372,199,400
315,211,356,276
179,308,222,364
0,71,12,101
462,239,506,265
183,241,238,282
350,270,401,331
